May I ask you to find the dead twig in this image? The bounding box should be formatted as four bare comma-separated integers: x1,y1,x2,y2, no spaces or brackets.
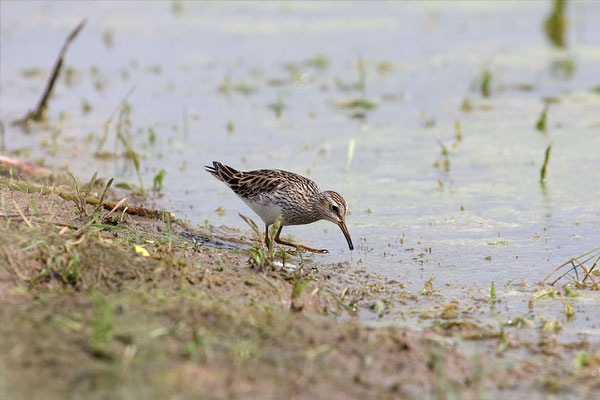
104,197,127,220
545,248,600,287
581,264,600,290
11,199,33,229
13,19,86,125
0,156,53,177
1,178,174,220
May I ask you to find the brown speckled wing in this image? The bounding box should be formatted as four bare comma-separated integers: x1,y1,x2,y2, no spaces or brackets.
205,162,319,199
228,170,285,197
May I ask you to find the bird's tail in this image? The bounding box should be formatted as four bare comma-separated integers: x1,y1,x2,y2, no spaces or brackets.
204,161,240,182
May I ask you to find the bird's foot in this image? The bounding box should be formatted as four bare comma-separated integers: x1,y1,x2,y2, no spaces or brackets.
299,246,328,254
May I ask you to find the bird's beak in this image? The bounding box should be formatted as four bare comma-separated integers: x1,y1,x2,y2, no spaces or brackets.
338,221,354,251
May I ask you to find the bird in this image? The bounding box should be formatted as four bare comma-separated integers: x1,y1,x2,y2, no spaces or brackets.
205,161,353,253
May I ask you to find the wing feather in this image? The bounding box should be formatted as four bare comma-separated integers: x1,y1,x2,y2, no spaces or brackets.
205,161,319,198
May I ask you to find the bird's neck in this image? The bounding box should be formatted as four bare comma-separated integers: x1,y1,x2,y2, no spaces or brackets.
311,192,327,215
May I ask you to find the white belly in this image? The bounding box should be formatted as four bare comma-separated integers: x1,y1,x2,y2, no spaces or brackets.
241,196,284,226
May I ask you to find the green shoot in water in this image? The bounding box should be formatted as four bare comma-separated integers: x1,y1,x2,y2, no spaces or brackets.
480,69,492,98
544,0,567,48
269,91,287,118
536,106,548,132
153,169,166,193
540,143,552,186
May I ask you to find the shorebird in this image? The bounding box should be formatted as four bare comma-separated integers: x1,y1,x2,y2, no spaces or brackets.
205,161,353,253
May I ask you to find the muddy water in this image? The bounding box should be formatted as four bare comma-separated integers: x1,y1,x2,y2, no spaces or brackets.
2,2,599,341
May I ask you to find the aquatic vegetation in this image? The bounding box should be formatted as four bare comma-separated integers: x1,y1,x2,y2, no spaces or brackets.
460,98,473,112
218,76,256,95
115,101,145,194
434,137,451,173
551,56,576,79
536,105,549,132
81,98,92,114
540,143,552,186
152,169,166,193
544,247,600,287
268,91,287,118
306,54,330,70
335,98,377,110
544,0,567,48
556,284,575,319
480,69,492,98
94,87,135,158
3,3,600,397
147,127,157,144
455,120,462,142
334,56,378,119
357,55,367,99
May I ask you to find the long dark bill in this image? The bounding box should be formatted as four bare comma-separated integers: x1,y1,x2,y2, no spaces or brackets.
338,221,354,250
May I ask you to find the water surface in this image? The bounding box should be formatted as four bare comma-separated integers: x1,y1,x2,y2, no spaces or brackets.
2,1,599,341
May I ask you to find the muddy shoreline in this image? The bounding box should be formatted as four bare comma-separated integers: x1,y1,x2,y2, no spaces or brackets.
0,169,598,399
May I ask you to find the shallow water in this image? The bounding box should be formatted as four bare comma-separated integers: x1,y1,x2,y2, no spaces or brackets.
2,1,599,341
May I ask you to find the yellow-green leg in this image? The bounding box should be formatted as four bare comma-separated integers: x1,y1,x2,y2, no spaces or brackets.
273,225,328,254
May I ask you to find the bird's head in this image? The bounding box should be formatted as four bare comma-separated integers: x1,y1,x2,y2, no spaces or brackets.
318,190,353,250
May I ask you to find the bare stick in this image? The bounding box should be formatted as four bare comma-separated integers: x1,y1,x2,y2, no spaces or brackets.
104,197,127,220
14,19,87,125
581,264,600,290
11,199,33,229
0,156,52,176
1,178,174,220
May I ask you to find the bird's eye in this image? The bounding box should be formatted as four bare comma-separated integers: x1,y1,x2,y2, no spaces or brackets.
331,205,339,213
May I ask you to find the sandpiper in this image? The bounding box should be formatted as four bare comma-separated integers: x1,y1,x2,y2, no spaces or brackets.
205,161,353,253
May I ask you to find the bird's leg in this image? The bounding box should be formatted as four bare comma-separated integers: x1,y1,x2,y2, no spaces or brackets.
273,226,329,254
265,224,270,250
